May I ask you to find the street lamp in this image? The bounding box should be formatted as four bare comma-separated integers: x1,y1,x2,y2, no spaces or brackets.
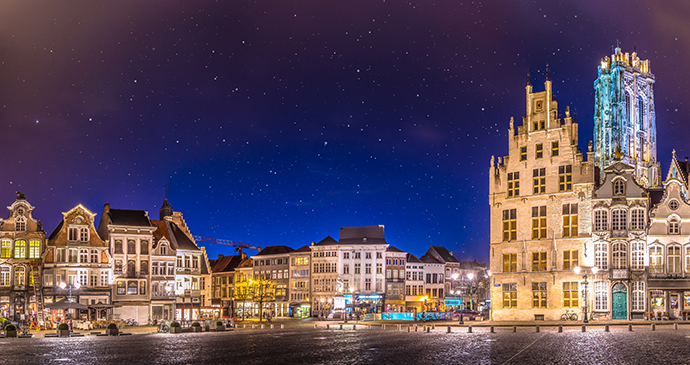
59,281,81,302
574,266,598,323
467,273,475,311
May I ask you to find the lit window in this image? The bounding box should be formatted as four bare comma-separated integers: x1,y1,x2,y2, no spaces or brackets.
562,250,578,271
503,254,517,273
502,283,517,308
14,266,25,286
649,246,663,273
502,209,517,241
632,282,644,312
594,281,608,311
29,240,40,259
668,246,681,274
558,165,572,191
595,242,608,269
14,240,26,259
563,282,579,308
0,240,10,259
611,242,627,269
562,203,578,237
532,282,547,308
631,241,644,270
532,252,547,271
531,206,547,239
507,172,520,197
594,210,608,231
533,168,546,194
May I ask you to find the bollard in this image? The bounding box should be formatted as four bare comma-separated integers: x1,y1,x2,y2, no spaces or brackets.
243,324,246,329
558,325,562,333
281,324,284,329
605,324,609,332
407,326,410,332
382,324,386,330
314,324,317,329
536,326,540,333
340,324,343,330
432,324,435,330
675,323,679,330
468,325,473,333
261,324,264,329
628,324,633,331
426,326,430,333
652,324,656,331
398,324,402,331
270,324,273,329
415,325,418,332
582,325,586,332
353,324,356,330
368,325,371,330
326,324,330,329
513,326,516,333
490,326,495,333
252,325,256,329
447,326,451,333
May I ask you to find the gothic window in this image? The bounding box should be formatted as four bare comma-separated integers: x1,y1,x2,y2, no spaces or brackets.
531,206,547,239
507,172,519,197
631,241,644,270
533,168,546,194
15,217,26,232
594,210,608,231
613,179,625,196
594,281,608,311
637,96,644,130
669,217,680,235
649,246,663,273
632,282,645,312
594,242,608,270
668,245,681,274
611,242,627,269
558,165,572,191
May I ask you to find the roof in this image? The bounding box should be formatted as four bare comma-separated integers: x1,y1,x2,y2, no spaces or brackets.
649,188,665,206
107,209,152,227
420,253,442,264
313,235,338,246
292,245,311,253
386,245,404,253
255,245,294,256
406,253,422,263
48,221,64,240
428,246,459,263
150,220,172,248
458,259,488,270
168,221,199,251
338,225,387,245
237,258,253,268
211,255,244,273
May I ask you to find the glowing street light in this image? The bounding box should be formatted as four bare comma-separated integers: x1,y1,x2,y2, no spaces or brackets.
574,266,598,323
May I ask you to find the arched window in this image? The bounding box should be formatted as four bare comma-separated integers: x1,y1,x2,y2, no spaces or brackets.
632,282,645,312
631,241,645,270
612,242,628,269
127,240,136,254
14,266,25,286
127,260,136,275
649,245,663,273
630,209,645,230
594,210,608,231
613,179,625,196
668,245,682,274
595,242,608,269
13,240,25,259
611,208,627,231
29,240,40,259
0,266,10,286
0,240,10,259
15,216,26,231
669,217,680,235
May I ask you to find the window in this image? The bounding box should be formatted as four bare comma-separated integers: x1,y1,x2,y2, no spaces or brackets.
611,242,627,269
115,260,123,274
594,281,608,311
594,210,608,231
533,168,546,194
365,252,372,259
69,249,78,263
532,252,547,271
141,260,149,274
535,143,543,159
594,242,608,269
532,282,547,308
14,240,25,259
117,281,126,295
100,271,108,286
558,165,572,191
630,209,645,230
611,209,627,231
0,267,9,286
343,264,349,274
15,217,26,231
354,263,361,274
502,283,517,308
68,227,78,241
354,252,361,259
365,278,371,291
114,240,123,254
365,264,371,274
376,252,382,259
631,242,644,270
141,241,149,254
127,240,136,254
14,266,25,286
90,249,98,263
669,217,680,235
1,240,10,258
562,203,578,237
90,273,98,287
520,146,527,161
29,240,40,259
376,263,382,274
531,206,547,239
668,246,681,274
632,282,644,312
160,245,167,255
533,119,545,131
79,228,88,242
140,281,146,295
563,282,579,308
127,281,138,295
562,250,578,271
551,141,559,156
127,260,136,274
507,172,520,197
649,246,663,273
343,252,350,259
670,200,680,211
79,271,87,286
502,209,517,241
613,179,625,196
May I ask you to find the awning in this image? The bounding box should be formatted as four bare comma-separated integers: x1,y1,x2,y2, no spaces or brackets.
46,299,88,310
88,302,113,309
648,280,690,290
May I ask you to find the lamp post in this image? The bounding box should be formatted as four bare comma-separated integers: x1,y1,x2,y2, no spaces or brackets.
59,282,80,331
467,273,475,311
451,273,462,324
574,266,598,323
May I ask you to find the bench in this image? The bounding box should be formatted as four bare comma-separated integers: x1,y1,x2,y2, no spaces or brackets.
534,314,545,321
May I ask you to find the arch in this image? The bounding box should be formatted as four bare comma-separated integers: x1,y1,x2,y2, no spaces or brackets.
15,216,26,231
613,178,626,196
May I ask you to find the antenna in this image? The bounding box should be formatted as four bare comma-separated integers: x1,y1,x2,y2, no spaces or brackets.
164,184,168,199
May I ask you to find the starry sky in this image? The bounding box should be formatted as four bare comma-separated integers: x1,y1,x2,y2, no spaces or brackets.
1,1,689,262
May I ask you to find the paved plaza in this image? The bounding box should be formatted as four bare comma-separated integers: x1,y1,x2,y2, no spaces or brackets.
3,322,690,364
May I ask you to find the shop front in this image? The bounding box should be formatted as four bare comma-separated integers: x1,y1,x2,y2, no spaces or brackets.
151,301,174,321
648,280,690,320
201,305,222,319
354,294,384,315
175,303,200,321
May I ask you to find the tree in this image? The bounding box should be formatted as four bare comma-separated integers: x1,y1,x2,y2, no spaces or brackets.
250,279,275,322
233,281,252,320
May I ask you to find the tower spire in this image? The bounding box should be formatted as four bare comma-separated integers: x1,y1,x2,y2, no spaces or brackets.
545,64,551,81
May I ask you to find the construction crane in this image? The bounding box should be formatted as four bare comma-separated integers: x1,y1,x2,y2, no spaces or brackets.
192,235,261,255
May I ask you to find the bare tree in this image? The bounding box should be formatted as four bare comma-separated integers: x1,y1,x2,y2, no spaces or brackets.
251,279,275,322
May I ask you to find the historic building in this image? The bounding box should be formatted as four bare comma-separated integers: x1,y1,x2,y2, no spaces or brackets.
210,253,244,318
97,204,156,324
149,218,177,321
43,204,112,320
0,193,45,321
384,246,406,312
423,246,460,302
489,71,596,321
419,253,444,312
288,245,311,318
233,257,254,318
404,254,425,312
594,47,660,188
252,245,293,317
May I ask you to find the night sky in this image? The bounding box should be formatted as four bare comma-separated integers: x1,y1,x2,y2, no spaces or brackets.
1,1,689,262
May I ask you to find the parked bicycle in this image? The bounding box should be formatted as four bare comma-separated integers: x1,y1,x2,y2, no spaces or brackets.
561,309,579,321
157,320,170,333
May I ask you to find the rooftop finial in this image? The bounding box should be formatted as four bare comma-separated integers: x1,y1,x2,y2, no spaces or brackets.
545,64,551,81
164,184,168,199
526,71,532,86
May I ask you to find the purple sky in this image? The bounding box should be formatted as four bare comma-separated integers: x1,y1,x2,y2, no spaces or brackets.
1,1,689,262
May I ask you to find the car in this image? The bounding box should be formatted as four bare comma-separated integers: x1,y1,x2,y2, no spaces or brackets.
450,310,482,320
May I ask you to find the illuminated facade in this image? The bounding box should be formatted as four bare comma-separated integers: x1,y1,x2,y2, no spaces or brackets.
594,47,660,188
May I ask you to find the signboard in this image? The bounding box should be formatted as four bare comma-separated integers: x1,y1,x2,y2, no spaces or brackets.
494,284,501,287
357,294,382,300
333,296,345,310
444,299,462,306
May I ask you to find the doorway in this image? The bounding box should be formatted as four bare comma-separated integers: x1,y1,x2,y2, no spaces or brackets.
612,283,627,320
670,293,680,319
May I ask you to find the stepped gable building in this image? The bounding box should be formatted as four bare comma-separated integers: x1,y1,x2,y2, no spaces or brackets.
489,70,596,321
97,204,156,324
288,245,311,318
43,204,112,320
0,193,45,321
594,46,659,188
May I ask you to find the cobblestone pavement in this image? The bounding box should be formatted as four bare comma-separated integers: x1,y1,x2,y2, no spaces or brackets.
5,324,690,364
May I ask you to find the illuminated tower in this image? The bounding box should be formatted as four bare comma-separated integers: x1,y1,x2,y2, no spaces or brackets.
593,47,659,188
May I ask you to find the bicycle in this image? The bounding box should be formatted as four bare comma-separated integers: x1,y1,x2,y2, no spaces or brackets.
157,320,170,333
561,309,579,321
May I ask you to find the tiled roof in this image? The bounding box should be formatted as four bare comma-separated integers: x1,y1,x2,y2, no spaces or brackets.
211,255,243,273
293,245,311,253
313,235,338,246
150,220,172,248
406,253,422,263
255,245,294,256
386,245,405,253
339,225,387,244
168,221,199,251
237,258,253,268
429,246,459,263
420,254,442,264
107,209,152,227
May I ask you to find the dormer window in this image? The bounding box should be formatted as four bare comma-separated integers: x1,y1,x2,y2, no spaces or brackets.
68,227,89,242
613,179,625,196
15,217,26,232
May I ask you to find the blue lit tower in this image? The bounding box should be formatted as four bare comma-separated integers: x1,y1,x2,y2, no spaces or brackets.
593,47,659,188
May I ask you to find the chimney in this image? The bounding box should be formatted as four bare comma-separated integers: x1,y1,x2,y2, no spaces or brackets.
103,203,110,214
218,254,224,259
311,241,315,246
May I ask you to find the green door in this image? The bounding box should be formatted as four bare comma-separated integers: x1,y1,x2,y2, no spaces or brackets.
612,283,627,320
